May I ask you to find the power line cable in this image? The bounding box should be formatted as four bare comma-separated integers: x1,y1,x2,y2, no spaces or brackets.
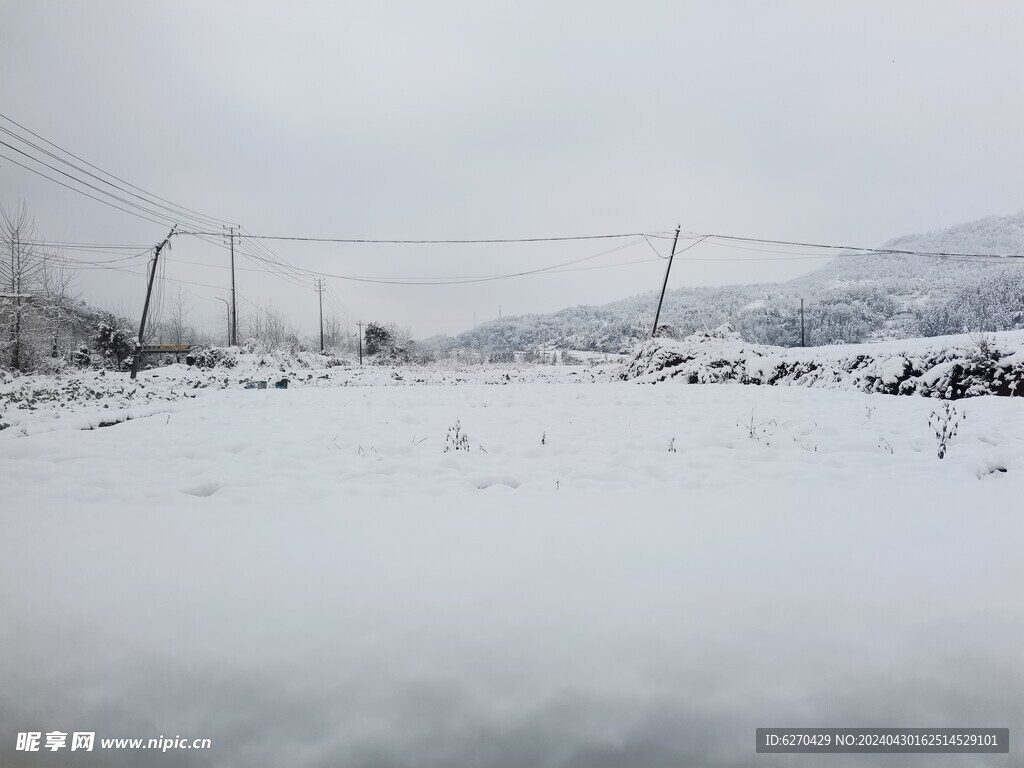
178,230,658,245
0,125,224,231
322,285,360,326
0,139,185,227
689,231,1024,260
234,238,645,285
0,151,173,227
0,111,233,228
20,240,151,250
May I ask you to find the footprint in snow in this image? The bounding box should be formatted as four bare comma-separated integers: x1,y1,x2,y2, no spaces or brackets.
181,482,222,497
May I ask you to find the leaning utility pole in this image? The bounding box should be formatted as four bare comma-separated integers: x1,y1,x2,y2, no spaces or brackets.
315,279,325,352
228,226,237,346
356,321,363,365
651,225,681,338
131,226,177,379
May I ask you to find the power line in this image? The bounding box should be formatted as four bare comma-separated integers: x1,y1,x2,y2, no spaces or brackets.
69,236,667,289
172,226,1024,263
0,139,187,227
685,231,1024,260
6,109,1016,267
177,230,660,244
236,245,314,291
0,150,173,227
0,126,224,231
19,240,151,250
0,111,232,229
233,238,646,285
57,250,154,266
55,256,231,291
323,285,360,326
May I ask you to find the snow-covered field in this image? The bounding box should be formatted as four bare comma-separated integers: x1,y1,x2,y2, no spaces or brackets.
0,356,615,438
2,375,1023,767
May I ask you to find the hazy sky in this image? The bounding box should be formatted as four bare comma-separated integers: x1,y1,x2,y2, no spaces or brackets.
2,1,1023,339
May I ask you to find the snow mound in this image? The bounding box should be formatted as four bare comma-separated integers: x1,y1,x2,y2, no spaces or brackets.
623,327,1024,399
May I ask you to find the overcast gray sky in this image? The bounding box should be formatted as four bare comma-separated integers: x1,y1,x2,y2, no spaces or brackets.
2,1,1023,339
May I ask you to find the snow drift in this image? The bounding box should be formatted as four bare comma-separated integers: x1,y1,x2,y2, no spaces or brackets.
623,326,1024,399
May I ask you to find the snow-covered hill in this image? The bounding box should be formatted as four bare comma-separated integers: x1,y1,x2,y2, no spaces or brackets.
428,212,1024,358
884,211,1024,256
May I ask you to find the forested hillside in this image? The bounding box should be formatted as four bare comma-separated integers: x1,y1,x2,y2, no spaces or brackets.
420,212,1024,359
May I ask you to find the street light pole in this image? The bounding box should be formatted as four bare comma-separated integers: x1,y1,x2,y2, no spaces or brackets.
215,297,230,347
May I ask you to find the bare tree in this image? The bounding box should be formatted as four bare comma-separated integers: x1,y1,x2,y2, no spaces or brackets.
167,287,191,361
246,302,289,351
38,248,80,357
1,203,47,370
323,314,344,350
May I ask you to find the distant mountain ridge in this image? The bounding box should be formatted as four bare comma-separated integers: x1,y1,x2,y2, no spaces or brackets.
884,210,1024,256
420,212,1024,359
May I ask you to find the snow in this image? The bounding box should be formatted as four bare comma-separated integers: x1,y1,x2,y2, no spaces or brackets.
0,355,617,438
878,355,910,385
2,367,1023,767
624,326,1024,399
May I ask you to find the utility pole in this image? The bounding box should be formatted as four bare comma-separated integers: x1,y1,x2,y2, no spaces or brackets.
228,226,237,346
13,230,20,370
651,225,681,338
356,321,363,365
800,298,806,347
131,226,177,379
473,312,476,328
215,297,230,346
315,279,325,352
498,305,501,321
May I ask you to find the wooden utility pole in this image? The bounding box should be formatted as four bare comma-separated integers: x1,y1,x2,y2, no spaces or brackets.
800,298,806,347
356,321,363,365
651,225,681,338
131,226,177,379
229,226,237,346
315,279,325,352
12,231,20,370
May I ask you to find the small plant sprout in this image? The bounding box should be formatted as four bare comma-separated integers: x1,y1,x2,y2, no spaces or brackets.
445,420,470,452
929,402,963,459
738,409,774,445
